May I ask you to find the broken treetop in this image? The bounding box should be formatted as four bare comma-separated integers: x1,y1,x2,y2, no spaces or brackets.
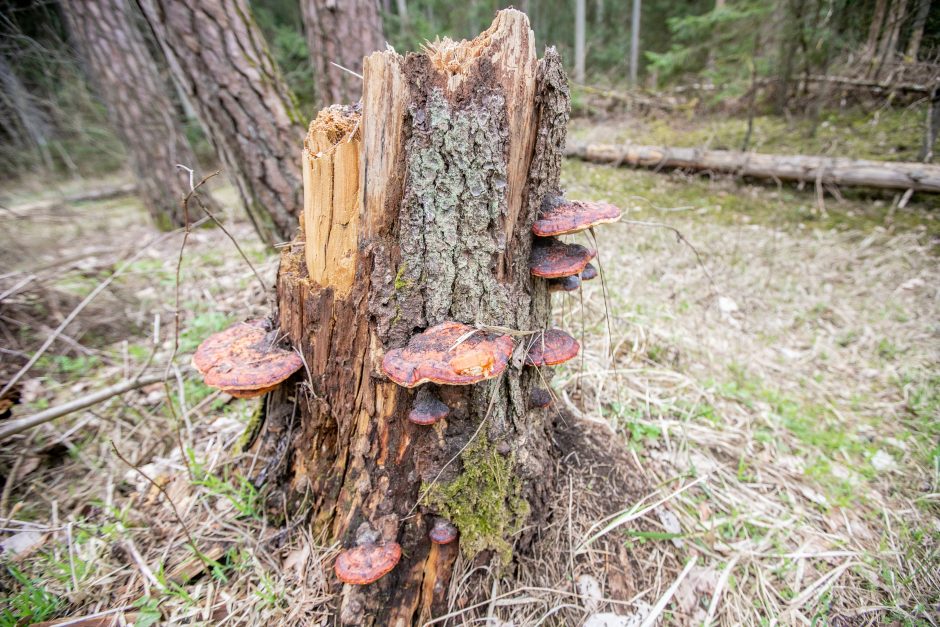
381,321,514,388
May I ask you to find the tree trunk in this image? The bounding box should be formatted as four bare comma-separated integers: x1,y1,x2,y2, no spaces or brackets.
575,0,586,83
257,10,570,624
137,0,305,245
567,142,940,192
873,0,909,78
865,0,889,58
300,0,385,107
61,0,215,229
629,0,641,86
921,86,940,162
905,0,931,61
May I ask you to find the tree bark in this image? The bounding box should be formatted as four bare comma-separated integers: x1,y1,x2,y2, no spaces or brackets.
61,0,215,229
137,0,305,245
567,142,940,192
256,10,571,624
300,0,385,107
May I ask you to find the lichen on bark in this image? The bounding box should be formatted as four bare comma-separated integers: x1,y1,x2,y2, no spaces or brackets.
392,87,512,341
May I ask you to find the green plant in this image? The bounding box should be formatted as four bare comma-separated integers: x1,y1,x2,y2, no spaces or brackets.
0,566,62,626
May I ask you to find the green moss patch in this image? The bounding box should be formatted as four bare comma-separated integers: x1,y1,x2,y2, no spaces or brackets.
422,436,529,564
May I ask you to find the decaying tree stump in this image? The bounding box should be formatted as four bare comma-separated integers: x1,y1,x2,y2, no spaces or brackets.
258,10,572,624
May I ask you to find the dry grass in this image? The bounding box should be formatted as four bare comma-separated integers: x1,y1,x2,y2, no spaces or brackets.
0,155,937,626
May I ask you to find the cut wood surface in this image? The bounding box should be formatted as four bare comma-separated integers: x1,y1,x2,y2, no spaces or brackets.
567,143,940,192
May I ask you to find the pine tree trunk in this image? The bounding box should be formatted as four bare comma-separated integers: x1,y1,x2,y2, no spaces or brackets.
300,0,385,107
905,0,931,61
257,10,570,624
137,0,305,245
61,0,215,229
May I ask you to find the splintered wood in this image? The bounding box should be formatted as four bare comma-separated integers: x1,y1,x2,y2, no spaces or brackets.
302,106,361,295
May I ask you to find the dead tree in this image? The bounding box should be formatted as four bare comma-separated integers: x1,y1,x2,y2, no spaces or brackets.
138,0,305,245
188,10,627,624
300,0,385,106
567,142,940,193
61,0,217,229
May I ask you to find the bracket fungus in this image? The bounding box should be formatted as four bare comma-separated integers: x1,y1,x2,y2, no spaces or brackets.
533,197,622,237
334,542,402,585
580,263,598,281
191,320,302,398
525,329,580,367
530,387,554,409
428,518,459,545
381,321,514,388
529,238,596,279
547,274,581,292
408,387,450,425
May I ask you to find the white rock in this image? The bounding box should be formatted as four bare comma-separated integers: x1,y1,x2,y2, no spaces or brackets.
717,296,739,313
577,574,604,611
656,508,684,547
871,449,897,472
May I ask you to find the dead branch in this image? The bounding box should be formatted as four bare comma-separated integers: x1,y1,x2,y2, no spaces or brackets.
0,373,164,441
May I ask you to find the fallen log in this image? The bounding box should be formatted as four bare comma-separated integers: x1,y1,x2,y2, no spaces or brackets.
566,143,940,193
6,182,137,215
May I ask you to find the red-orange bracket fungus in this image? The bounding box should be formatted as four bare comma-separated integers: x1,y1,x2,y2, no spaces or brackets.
192,319,302,398
529,238,596,279
533,196,622,237
382,321,514,388
525,329,580,367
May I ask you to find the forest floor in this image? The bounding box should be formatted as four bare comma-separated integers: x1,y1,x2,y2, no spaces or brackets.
0,109,937,626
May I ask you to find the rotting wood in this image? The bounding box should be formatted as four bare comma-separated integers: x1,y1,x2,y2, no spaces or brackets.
566,142,940,193
257,10,572,625
302,107,361,296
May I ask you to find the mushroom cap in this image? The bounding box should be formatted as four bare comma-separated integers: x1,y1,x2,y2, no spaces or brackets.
191,320,302,393
525,329,580,367
408,388,450,425
334,542,402,585
530,238,596,279
530,387,554,409
533,197,622,236
382,321,514,388
429,519,458,545
580,263,598,281
547,274,581,292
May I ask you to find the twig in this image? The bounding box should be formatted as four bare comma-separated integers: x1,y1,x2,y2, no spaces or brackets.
0,373,164,441
622,218,719,296
175,166,267,294
329,61,363,80
0,222,203,398
639,556,698,627
110,441,213,569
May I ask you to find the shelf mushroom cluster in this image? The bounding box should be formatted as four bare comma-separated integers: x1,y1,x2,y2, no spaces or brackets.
330,196,623,586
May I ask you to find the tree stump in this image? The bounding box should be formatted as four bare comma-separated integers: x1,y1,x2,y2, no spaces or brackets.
263,10,571,624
